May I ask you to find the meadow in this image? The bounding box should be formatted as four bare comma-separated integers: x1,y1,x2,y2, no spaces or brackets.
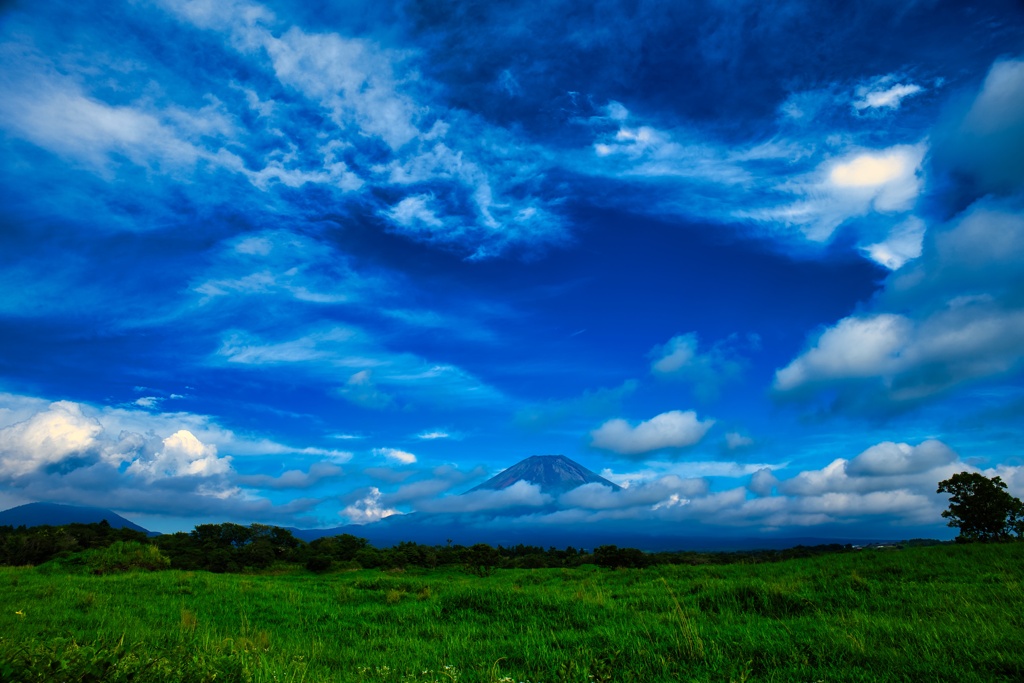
1,542,1022,683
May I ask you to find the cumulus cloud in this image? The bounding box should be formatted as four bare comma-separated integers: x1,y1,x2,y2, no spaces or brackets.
0,392,342,525
747,468,779,497
126,430,233,482
775,197,1024,411
845,440,957,477
591,410,714,456
340,487,400,524
0,401,103,477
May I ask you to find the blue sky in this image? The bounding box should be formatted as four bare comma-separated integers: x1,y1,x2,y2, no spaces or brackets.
1,0,1023,540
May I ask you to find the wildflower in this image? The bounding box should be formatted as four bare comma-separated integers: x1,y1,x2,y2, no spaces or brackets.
15,610,24,618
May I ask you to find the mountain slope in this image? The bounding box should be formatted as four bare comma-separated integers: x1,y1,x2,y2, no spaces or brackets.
0,502,152,534
467,455,622,495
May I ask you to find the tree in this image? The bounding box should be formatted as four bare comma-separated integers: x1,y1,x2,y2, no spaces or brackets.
937,472,1024,542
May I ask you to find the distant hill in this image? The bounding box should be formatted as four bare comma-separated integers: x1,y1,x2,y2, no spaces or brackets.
0,502,153,535
467,454,622,495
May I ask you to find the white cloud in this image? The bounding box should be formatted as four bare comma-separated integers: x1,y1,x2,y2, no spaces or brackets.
853,76,924,111
774,314,911,392
385,195,445,230
862,215,925,270
756,143,926,242
373,447,417,465
340,487,400,524
591,410,714,456
126,429,233,482
0,401,103,477
156,0,567,258
845,440,957,477
416,430,451,440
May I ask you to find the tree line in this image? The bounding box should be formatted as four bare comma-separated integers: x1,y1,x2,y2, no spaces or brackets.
0,520,868,573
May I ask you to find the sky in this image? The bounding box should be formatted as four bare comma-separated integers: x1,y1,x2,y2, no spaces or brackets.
1,0,1023,541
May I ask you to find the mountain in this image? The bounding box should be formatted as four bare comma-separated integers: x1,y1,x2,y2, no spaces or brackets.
0,502,153,534
467,454,622,495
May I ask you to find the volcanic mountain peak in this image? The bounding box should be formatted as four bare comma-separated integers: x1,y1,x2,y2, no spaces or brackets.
0,502,152,534
468,454,622,495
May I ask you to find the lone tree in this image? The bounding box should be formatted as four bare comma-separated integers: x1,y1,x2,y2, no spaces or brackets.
937,472,1024,542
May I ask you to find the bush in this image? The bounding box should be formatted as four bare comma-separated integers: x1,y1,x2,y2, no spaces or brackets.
78,541,171,574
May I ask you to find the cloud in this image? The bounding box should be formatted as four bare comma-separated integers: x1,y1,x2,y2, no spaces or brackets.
340,487,400,524
559,476,709,510
862,215,925,270
725,432,754,450
340,371,395,410
590,410,714,456
417,480,551,514
373,447,417,465
126,429,233,482
775,197,1024,411
236,462,343,489
194,230,373,306
747,468,779,497
154,0,568,258
0,392,346,524
778,440,962,500
0,401,103,477
416,430,453,440
845,440,957,477
215,327,505,410
751,143,926,242
853,76,924,111
933,58,1024,197
649,332,755,400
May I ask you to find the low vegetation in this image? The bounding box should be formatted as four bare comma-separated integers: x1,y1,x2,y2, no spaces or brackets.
1,541,1023,682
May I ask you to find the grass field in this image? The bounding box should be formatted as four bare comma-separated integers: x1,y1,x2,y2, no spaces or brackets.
1,543,1022,682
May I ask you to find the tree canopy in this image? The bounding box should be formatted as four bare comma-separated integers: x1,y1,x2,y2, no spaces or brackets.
937,472,1024,542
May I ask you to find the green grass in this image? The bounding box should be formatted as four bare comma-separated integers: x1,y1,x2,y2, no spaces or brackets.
1,543,1022,682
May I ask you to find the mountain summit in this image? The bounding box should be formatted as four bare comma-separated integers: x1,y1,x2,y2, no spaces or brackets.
468,455,622,495
0,502,152,534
